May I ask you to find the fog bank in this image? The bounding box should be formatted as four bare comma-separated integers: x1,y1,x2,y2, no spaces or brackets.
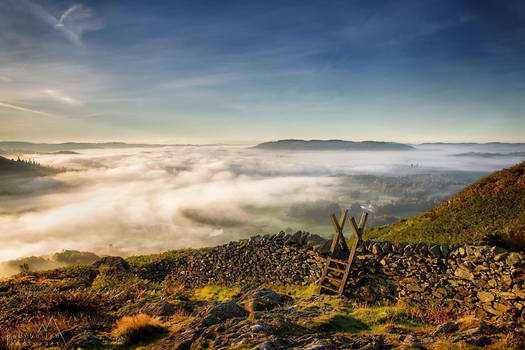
1,144,523,271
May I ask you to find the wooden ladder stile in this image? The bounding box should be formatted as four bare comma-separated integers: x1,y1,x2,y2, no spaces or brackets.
338,212,368,294
317,210,368,295
316,209,348,294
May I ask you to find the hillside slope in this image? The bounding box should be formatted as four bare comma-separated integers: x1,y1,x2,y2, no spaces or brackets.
364,162,525,249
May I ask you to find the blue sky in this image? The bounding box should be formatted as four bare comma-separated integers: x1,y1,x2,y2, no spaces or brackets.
0,0,524,143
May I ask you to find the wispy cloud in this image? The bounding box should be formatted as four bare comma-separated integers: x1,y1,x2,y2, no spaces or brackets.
22,1,102,46
0,102,57,117
56,5,80,27
163,73,240,89
0,75,12,83
43,89,82,106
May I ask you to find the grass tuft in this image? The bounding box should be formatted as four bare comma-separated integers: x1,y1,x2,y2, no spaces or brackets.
113,314,165,344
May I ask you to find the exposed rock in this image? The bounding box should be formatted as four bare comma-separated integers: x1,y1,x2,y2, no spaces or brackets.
239,288,288,312
454,267,474,281
67,332,102,348
440,244,449,258
429,245,442,258
139,302,175,317
432,321,460,335
201,301,248,327
507,253,522,266
477,291,495,303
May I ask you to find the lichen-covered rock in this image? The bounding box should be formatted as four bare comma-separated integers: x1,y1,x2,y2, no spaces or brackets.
432,321,460,335
123,302,176,317
239,288,289,313
67,332,102,348
201,301,248,327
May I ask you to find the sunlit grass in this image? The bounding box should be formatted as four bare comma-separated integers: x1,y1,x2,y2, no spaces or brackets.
192,284,241,301
274,283,317,298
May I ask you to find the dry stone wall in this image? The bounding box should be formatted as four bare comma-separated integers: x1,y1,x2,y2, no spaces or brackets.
136,231,325,286
348,240,525,321
136,232,525,321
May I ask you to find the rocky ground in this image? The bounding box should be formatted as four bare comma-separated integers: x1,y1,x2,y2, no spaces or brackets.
42,287,525,349
1,231,524,349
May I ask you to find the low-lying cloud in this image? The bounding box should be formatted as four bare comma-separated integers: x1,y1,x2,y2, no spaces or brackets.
0,144,523,271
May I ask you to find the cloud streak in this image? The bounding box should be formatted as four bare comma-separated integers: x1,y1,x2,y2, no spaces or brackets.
163,73,241,89
43,89,82,106
0,102,57,117
22,0,102,46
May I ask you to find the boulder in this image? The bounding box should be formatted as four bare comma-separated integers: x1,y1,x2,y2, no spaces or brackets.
200,301,247,327
440,244,450,258
507,253,522,266
67,333,102,348
432,321,460,335
134,302,175,317
239,288,290,312
429,245,442,258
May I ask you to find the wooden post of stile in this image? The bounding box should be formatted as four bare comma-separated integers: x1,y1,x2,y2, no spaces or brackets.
317,210,368,295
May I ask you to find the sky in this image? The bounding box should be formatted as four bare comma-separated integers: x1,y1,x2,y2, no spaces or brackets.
0,0,524,143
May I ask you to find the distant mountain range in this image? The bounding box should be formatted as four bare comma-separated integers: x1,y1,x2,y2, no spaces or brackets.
450,152,525,158
0,141,166,154
421,142,525,146
254,139,414,151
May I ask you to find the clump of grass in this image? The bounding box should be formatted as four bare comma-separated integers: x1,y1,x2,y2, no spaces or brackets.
192,285,241,301
350,305,425,331
113,314,165,344
304,303,429,335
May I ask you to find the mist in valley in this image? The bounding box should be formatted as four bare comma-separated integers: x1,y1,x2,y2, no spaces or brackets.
1,143,523,276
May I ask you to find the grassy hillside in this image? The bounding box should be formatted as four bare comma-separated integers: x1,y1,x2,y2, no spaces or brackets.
364,162,525,250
